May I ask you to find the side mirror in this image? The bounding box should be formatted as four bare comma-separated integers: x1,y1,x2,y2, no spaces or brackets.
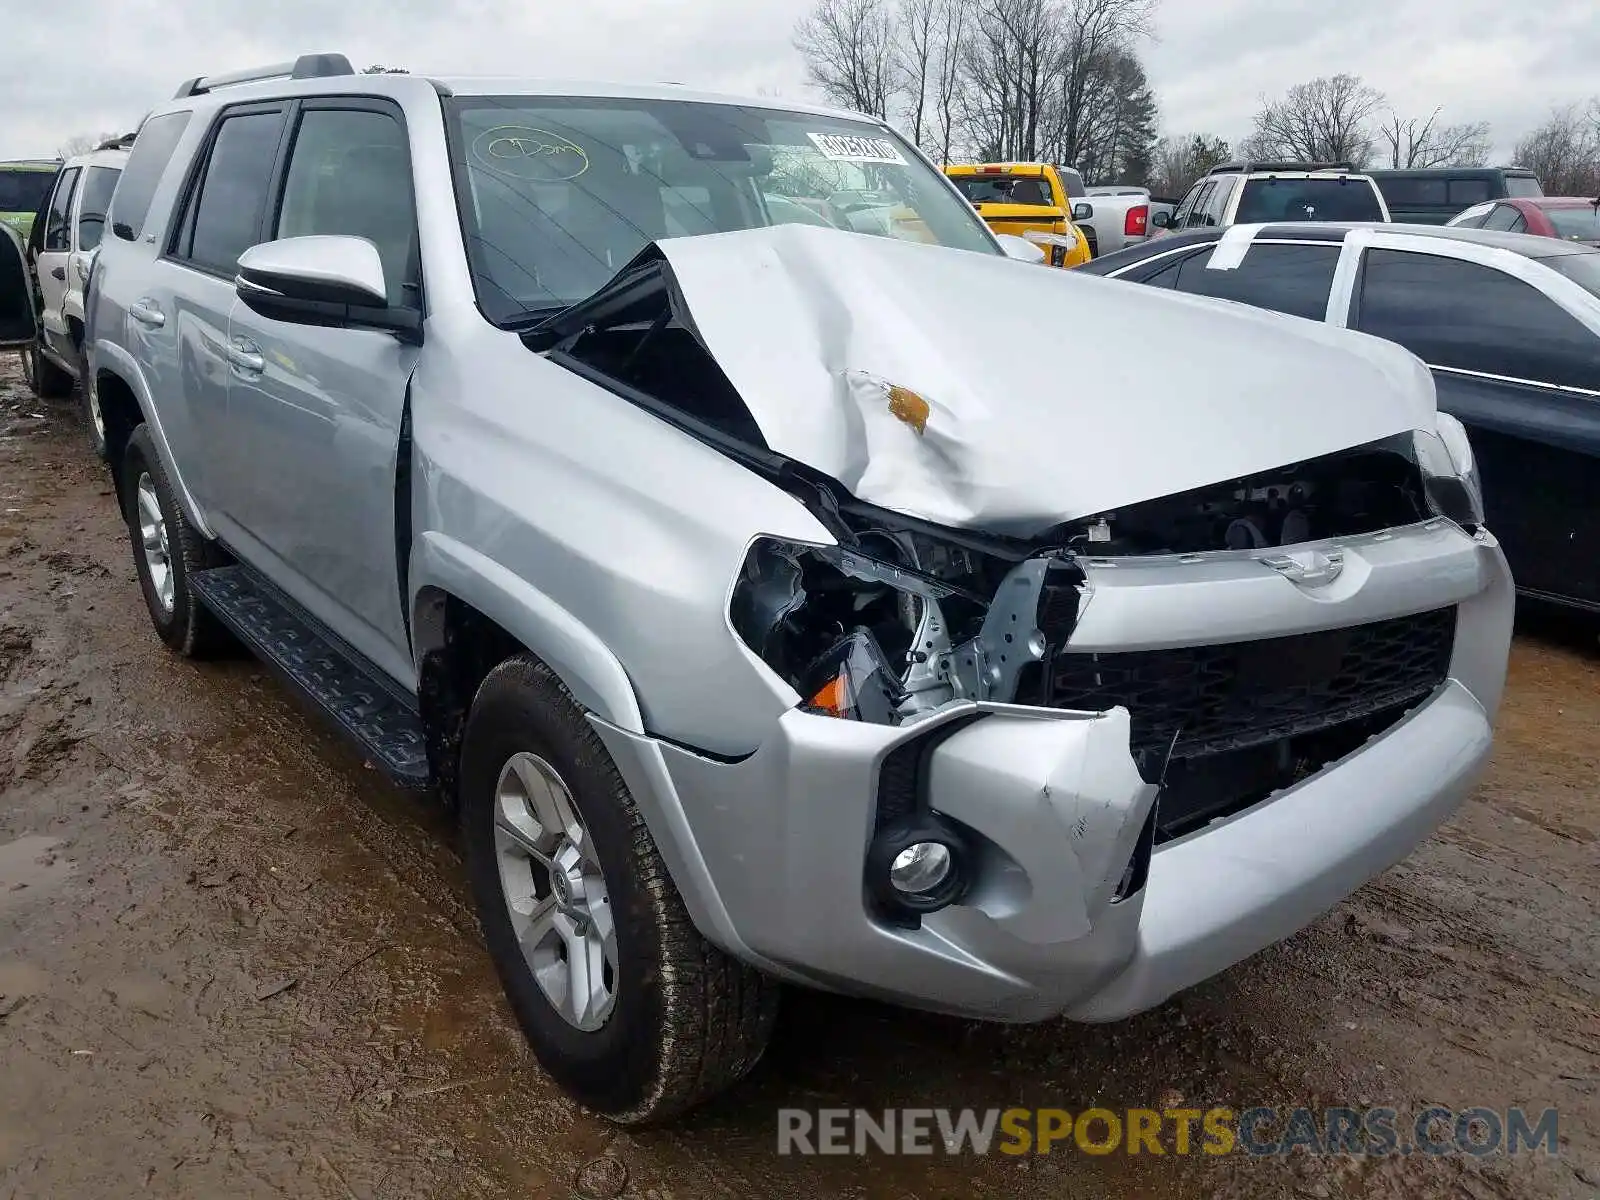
1072,202,1093,221
1150,211,1172,229
235,235,420,342
995,233,1047,264
0,224,38,349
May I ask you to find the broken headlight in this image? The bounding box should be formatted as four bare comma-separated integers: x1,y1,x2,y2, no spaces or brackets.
729,532,1012,724
1414,422,1484,529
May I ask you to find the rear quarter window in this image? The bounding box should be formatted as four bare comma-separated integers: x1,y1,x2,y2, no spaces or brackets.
111,111,193,242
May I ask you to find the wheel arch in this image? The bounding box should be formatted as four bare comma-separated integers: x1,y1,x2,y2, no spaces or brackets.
409,533,647,801
90,342,215,538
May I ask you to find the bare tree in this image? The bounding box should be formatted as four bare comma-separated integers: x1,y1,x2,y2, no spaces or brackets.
362,65,409,74
1379,108,1491,168
897,0,941,148
1513,103,1600,195
1048,0,1154,170
1247,74,1385,167
793,0,900,119
930,0,969,164
1151,132,1230,196
57,131,121,158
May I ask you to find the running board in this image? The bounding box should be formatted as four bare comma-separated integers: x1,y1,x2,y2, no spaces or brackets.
188,565,431,788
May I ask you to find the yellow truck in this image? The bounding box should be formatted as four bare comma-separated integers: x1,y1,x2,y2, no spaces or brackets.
944,162,1092,268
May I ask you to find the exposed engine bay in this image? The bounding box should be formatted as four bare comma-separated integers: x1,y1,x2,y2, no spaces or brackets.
726,434,1441,729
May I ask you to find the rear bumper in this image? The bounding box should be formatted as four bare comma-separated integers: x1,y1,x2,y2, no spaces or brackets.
594,525,1513,1022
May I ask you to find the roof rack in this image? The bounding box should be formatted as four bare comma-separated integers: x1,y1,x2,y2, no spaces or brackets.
173,52,354,99
1209,160,1353,175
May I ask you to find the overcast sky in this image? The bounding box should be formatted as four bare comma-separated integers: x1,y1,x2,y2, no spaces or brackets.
2,0,1595,162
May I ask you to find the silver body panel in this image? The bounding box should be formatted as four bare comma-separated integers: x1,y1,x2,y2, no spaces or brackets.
84,70,1514,1022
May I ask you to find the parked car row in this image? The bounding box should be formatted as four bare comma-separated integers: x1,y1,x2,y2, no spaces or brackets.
0,55,1553,1129
1082,222,1600,611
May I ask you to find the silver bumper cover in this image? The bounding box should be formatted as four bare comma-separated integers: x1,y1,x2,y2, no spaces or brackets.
594,523,1513,1021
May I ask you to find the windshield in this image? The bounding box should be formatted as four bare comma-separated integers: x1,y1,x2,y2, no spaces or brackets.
1547,206,1600,242
446,96,996,323
1236,178,1385,223
0,168,54,213
1505,175,1544,198
950,175,1056,206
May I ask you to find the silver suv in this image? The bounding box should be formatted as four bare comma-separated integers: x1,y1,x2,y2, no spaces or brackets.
0,53,1512,1122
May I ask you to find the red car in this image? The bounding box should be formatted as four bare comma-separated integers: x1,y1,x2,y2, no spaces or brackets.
1448,195,1600,246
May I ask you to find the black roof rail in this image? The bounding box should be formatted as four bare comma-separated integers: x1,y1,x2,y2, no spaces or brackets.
94,132,138,151
1208,160,1354,175
173,52,354,99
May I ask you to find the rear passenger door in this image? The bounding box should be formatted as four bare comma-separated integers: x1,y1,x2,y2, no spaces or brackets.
1348,247,1600,605
224,98,421,679
37,166,80,360
162,102,290,521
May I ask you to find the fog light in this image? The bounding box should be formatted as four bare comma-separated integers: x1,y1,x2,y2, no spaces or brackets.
866,815,969,922
890,842,952,895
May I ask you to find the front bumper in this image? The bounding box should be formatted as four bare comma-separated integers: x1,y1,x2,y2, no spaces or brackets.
593,522,1513,1022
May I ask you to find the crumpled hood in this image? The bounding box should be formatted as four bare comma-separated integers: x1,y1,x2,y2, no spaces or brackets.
651,223,1439,535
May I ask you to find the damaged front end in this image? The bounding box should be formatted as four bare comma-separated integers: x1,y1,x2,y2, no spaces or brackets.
531,226,1496,1016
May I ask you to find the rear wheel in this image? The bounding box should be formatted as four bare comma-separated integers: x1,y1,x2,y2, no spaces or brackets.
23,344,73,400
120,425,231,657
460,655,778,1124
81,367,108,460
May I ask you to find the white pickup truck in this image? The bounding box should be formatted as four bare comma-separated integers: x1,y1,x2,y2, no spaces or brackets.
1080,185,1178,257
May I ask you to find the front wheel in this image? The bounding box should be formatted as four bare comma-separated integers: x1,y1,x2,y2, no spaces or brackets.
460,655,778,1124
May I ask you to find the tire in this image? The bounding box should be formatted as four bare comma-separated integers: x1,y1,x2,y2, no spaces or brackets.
120,425,231,657
460,655,778,1124
80,361,109,461
23,344,74,400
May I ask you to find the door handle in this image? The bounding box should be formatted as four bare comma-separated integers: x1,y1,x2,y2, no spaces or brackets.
129,299,165,328
51,266,66,281
227,337,265,373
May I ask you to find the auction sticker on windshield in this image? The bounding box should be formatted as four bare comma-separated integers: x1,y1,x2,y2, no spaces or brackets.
807,132,908,165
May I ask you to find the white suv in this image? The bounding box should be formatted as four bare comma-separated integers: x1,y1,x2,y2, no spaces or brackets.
1157,161,1390,234
25,138,131,450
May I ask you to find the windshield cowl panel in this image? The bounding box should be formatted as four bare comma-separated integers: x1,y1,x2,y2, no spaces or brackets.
445,96,998,326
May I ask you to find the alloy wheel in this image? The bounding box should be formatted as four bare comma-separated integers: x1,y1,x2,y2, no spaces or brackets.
492,751,618,1031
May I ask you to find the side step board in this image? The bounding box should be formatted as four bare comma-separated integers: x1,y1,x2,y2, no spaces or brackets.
188,565,431,788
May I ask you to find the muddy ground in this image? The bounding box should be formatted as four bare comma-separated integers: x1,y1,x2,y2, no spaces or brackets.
0,354,1594,1200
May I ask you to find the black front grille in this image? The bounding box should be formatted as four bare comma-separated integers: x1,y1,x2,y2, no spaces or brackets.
1043,607,1457,779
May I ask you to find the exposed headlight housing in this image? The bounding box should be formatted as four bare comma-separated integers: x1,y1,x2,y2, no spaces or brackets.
729,529,1039,725
1413,423,1484,529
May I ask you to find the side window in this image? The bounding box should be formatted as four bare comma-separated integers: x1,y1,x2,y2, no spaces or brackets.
1448,179,1491,206
273,106,417,306
1127,249,1207,287
1184,182,1215,228
1482,204,1521,232
1172,242,1341,320
75,166,121,252
44,167,81,252
175,109,286,275
1449,202,1494,229
111,111,192,242
1201,178,1234,225
1170,183,1202,228
1354,249,1599,391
